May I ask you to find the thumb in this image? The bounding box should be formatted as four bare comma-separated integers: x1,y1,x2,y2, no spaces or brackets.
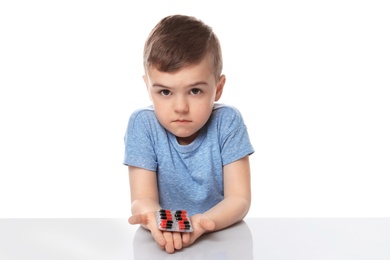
128,214,143,225
200,217,216,231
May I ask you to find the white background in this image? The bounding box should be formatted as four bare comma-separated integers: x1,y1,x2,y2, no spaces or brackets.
1,0,389,218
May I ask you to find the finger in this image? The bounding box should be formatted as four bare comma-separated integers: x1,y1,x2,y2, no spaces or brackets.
128,214,143,225
163,232,175,253
181,232,190,245
151,228,166,248
172,232,183,250
200,218,216,231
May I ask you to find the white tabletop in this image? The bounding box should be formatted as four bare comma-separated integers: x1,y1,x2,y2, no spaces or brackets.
0,218,389,259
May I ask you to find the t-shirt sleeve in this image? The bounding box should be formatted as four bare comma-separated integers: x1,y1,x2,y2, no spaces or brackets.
123,110,157,171
219,106,254,166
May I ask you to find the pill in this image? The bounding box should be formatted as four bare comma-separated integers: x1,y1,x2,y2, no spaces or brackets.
179,226,191,230
160,220,173,224
161,226,173,230
177,220,190,225
160,213,173,218
177,220,190,224
177,222,191,226
156,209,192,232
159,209,172,214
175,210,187,214
160,222,172,226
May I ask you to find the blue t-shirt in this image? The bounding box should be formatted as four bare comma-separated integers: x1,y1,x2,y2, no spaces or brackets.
123,103,254,216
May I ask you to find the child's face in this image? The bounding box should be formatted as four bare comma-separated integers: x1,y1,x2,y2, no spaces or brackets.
144,56,225,145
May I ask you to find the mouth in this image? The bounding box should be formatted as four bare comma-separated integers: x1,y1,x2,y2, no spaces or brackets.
173,119,191,123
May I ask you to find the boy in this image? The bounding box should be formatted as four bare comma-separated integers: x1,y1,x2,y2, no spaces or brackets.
123,14,254,253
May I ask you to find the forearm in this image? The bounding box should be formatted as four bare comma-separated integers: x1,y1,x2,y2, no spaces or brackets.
128,166,161,224
203,196,251,231
131,197,161,215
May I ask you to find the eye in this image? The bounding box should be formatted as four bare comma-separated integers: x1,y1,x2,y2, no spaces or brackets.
190,88,202,95
159,89,171,96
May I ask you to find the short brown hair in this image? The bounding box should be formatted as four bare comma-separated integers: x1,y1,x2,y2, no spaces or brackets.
143,15,223,79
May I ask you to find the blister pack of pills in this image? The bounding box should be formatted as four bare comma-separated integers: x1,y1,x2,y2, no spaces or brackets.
156,209,193,232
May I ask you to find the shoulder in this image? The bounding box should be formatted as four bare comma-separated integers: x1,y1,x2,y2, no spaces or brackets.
128,105,158,125
213,102,244,115
126,105,161,133
211,103,246,127
129,105,155,121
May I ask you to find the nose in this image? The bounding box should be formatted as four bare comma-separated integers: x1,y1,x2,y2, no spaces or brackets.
174,95,189,113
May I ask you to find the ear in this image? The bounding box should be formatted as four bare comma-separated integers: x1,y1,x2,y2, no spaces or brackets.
214,75,226,101
143,75,152,101
143,75,148,88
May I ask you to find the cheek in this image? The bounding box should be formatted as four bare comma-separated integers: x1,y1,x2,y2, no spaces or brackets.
150,95,163,109
153,104,169,122
195,104,213,121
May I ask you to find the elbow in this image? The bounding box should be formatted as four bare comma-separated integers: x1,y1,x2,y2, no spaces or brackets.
241,197,251,220
234,196,251,223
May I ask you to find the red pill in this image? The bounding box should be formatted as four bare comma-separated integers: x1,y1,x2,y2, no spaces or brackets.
178,225,191,230
160,222,173,226
160,220,173,224
177,220,190,225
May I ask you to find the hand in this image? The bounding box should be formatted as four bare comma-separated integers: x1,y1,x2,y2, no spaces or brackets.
128,212,185,253
181,214,216,248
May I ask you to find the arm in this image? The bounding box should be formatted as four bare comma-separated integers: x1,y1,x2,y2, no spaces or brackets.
128,165,161,219
128,166,185,253
204,155,251,230
183,155,251,246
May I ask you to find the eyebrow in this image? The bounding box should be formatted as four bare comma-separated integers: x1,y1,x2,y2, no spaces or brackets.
152,81,209,88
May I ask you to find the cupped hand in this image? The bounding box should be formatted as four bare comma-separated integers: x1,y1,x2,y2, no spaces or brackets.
181,214,216,248
128,212,184,253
